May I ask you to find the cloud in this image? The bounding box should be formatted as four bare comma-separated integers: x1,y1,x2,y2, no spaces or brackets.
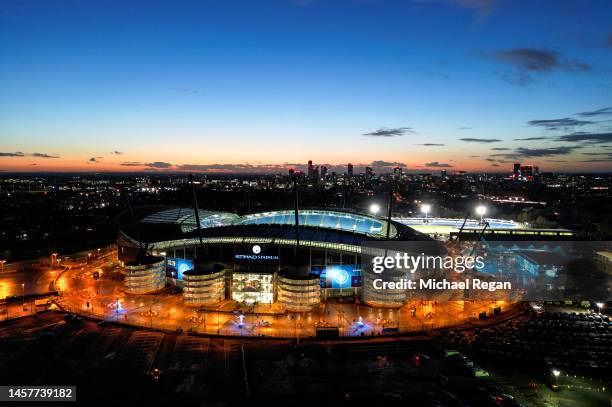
111,150,123,155
488,146,579,159
459,138,501,143
527,117,593,130
370,160,406,167
580,158,612,162
120,161,173,169
1,151,59,158
575,107,612,117
458,127,472,130
580,153,612,163
146,161,172,169
582,152,612,156
424,161,453,168
363,127,415,137
31,153,59,158
494,48,590,85
490,163,499,167
491,147,510,150
514,146,578,157
555,132,612,144
88,157,99,163
513,136,549,141
414,143,445,146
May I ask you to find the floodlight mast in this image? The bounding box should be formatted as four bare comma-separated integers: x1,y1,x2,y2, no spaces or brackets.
454,211,471,242
386,189,393,240
342,175,347,209
293,172,301,255
189,173,205,255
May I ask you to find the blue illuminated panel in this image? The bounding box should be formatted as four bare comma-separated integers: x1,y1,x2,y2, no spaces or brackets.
166,257,193,280
316,265,361,288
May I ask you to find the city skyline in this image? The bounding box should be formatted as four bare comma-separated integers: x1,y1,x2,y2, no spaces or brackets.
1,0,612,173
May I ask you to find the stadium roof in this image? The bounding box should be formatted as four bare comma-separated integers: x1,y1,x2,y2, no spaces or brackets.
118,206,431,251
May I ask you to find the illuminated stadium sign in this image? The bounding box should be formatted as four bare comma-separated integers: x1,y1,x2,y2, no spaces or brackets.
234,254,280,260
234,244,280,261
166,257,193,280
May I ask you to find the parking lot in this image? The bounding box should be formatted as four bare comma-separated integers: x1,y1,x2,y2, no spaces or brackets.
0,311,609,406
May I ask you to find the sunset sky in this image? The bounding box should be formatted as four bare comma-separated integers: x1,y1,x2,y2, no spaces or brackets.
1,0,611,173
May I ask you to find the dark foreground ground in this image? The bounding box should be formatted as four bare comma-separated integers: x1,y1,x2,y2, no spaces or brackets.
0,312,609,407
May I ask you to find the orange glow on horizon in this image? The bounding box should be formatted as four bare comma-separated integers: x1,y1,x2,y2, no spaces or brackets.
1,155,608,174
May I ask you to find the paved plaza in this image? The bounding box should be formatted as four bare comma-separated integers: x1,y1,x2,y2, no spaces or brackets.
45,255,508,338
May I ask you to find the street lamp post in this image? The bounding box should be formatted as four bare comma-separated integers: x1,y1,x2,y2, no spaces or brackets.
421,204,431,223
0,260,5,273
552,369,560,386
21,283,25,306
596,302,604,314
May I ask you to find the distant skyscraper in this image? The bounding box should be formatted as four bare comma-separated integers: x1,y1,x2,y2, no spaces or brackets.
520,165,535,180
307,160,314,180
347,163,353,178
320,165,328,179
513,163,538,181
365,166,374,182
440,169,447,177
513,163,521,179
393,166,402,180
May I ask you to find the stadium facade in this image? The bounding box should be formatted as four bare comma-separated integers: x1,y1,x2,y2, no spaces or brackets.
117,206,434,309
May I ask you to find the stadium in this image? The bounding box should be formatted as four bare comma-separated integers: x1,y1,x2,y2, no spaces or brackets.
117,206,437,310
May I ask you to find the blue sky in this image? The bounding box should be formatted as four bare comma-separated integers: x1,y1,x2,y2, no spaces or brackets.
1,0,611,172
